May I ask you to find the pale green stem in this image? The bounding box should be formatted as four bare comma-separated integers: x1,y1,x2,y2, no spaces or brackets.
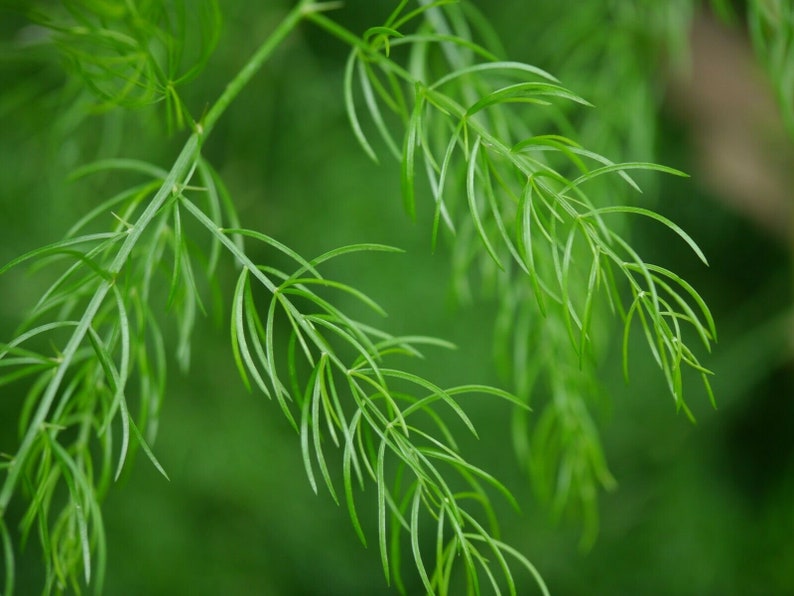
202,0,322,138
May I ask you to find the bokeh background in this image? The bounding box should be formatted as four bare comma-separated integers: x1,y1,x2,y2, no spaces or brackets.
1,1,792,594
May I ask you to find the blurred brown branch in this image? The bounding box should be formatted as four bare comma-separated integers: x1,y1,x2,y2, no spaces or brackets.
667,8,794,246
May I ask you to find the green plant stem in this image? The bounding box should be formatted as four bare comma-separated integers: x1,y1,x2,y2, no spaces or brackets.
0,0,317,516
202,0,319,138
0,135,198,514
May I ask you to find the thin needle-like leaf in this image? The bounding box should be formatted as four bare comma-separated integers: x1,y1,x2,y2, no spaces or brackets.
588,205,708,265
467,137,505,269
402,88,423,219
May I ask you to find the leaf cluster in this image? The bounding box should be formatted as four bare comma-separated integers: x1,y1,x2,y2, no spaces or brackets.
27,0,221,130
0,0,721,593
314,0,717,543
0,156,208,592
202,198,548,594
747,0,794,138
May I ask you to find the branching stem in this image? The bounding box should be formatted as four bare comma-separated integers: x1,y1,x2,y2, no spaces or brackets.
0,0,315,515
202,0,318,138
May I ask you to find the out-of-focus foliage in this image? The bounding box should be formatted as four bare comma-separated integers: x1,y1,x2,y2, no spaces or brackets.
27,0,221,130
747,0,794,136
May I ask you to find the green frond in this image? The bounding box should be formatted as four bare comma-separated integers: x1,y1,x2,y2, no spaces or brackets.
31,0,221,129
0,1,727,593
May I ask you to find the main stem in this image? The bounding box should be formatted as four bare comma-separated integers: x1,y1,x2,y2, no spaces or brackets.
202,0,317,138
0,0,317,513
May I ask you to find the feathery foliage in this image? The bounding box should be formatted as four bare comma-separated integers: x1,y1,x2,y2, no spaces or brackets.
27,0,221,130
316,0,716,544
1,0,720,593
747,0,794,137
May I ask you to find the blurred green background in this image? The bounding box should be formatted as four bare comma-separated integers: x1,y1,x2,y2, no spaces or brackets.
1,1,792,594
